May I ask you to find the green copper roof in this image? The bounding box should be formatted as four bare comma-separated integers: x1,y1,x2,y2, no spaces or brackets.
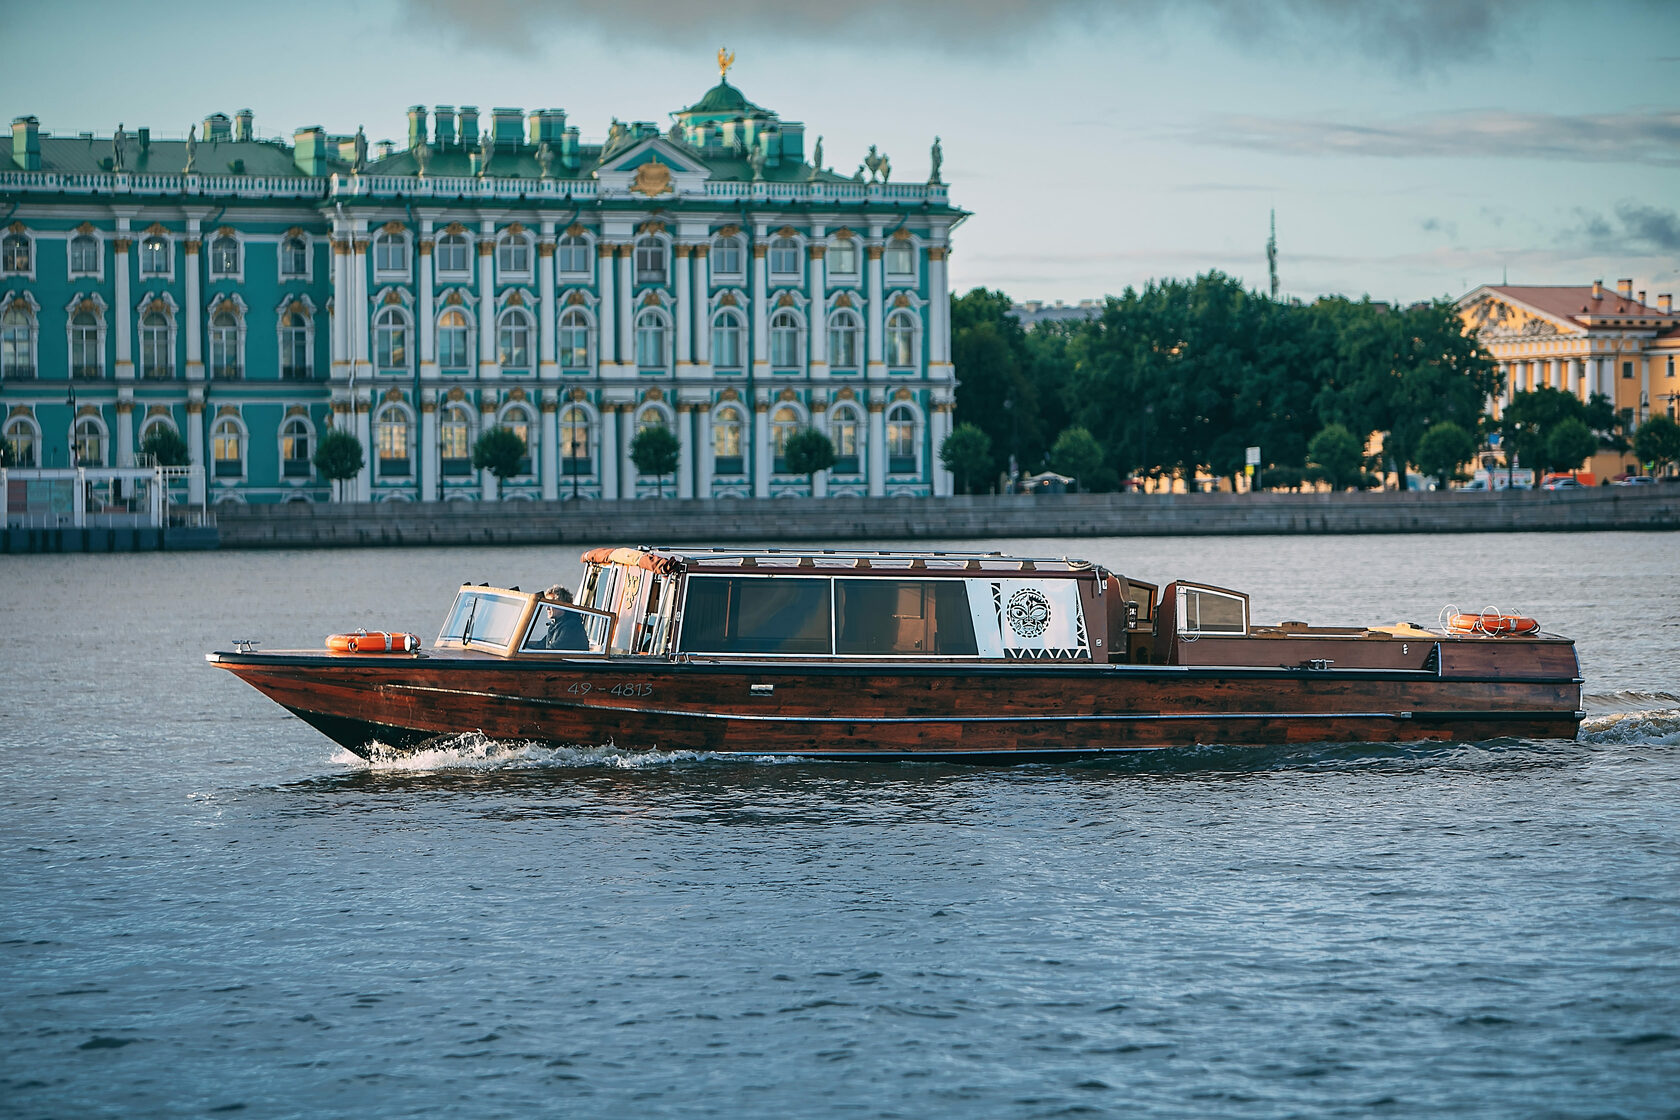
677,80,768,119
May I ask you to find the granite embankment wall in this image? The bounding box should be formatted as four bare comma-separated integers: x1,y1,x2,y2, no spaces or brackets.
215,487,1680,549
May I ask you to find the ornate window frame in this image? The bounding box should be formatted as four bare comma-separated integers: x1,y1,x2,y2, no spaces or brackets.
138,226,174,280
206,293,248,381
434,227,473,280
434,300,476,375
767,232,804,280
73,412,109,467
276,295,317,381
495,224,535,283
559,401,596,476
67,226,103,281
883,230,920,282
207,229,243,282
4,412,41,467
1,227,35,279
279,411,316,481
496,304,536,375
826,305,863,373
496,398,538,477
709,401,747,475
710,230,746,281
374,398,417,480
768,304,806,370
2,291,41,380
64,293,108,380
278,229,313,282
557,294,597,373
210,409,249,482
633,232,671,287
826,400,866,475
826,231,861,281
136,292,179,380
885,399,925,475
373,224,412,281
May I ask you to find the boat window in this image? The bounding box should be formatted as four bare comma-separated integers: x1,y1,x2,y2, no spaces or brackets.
1176,584,1248,636
521,602,611,654
437,590,527,648
835,579,977,656
681,576,832,655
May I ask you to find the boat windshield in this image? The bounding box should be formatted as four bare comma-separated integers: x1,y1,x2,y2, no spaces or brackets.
438,589,527,648
521,602,612,655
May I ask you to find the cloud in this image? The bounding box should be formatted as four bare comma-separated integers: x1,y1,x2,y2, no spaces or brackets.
1188,108,1680,167
1562,202,1680,256
399,0,1525,70
1420,217,1459,238
1616,203,1680,251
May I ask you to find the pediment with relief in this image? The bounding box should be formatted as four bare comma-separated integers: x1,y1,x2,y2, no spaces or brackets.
594,138,710,199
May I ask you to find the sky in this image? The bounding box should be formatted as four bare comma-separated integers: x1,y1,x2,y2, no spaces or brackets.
4,0,1677,305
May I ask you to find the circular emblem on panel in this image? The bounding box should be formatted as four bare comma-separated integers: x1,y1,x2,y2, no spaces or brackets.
1005,588,1052,639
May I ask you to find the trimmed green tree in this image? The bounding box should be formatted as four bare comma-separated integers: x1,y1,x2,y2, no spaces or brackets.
1546,417,1599,476
472,426,527,498
782,428,836,492
1306,424,1364,490
1414,421,1477,490
1049,426,1104,492
939,422,994,494
629,424,681,499
1634,414,1680,476
312,428,364,502
140,425,191,467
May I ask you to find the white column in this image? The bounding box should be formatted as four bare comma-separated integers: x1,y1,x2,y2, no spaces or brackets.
807,243,827,379
929,245,951,373
674,245,692,372
538,221,557,382
696,405,714,498
751,239,769,376
676,404,694,498
693,248,711,373
617,246,634,371
420,396,439,500
352,232,370,380
186,401,206,505
356,395,374,501
184,221,203,382
540,395,559,500
867,398,886,497
116,401,134,468
812,402,829,498
599,403,618,499
597,244,616,366
478,223,498,380
418,221,437,377
865,242,885,376
113,220,133,381
619,405,637,498
331,234,351,380
1565,357,1579,397
753,400,771,498
480,400,498,500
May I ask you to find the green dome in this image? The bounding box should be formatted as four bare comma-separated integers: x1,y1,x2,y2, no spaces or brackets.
678,80,767,119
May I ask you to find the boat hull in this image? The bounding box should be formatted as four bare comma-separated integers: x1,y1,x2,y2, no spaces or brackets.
211,652,1584,760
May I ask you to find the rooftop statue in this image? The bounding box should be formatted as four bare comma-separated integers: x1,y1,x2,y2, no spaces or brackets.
747,137,766,181
864,145,881,182
929,136,942,184
353,125,368,173
413,139,431,178
478,129,493,177
879,152,892,183
112,122,126,172
535,140,554,179
717,45,735,81
810,135,823,178
184,124,197,173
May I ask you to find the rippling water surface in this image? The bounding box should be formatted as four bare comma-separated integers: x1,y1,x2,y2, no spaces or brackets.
4,532,1678,1118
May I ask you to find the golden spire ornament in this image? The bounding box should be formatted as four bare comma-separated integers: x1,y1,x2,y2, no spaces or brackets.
717,46,735,81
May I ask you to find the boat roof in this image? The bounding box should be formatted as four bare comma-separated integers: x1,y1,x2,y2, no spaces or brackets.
580,546,1104,576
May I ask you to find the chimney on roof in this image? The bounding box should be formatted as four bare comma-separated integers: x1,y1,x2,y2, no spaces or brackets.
1592,279,1603,299
11,116,40,171
1617,278,1633,298
407,106,427,149
1637,290,1646,306
234,109,252,142
137,127,149,155
204,113,231,143
458,106,479,150
434,106,456,149
1661,294,1673,314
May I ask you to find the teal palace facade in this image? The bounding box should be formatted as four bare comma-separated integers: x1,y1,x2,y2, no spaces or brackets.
0,64,965,504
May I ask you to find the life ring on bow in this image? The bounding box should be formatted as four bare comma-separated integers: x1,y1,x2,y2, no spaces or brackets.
1446,612,1539,636
326,630,419,653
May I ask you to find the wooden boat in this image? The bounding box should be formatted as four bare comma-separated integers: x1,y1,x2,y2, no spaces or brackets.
208,547,1583,760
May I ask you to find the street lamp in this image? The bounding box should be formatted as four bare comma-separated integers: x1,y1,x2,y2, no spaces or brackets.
568,405,581,500
66,382,77,468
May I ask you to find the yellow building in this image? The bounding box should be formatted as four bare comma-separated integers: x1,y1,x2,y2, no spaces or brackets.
1459,280,1679,479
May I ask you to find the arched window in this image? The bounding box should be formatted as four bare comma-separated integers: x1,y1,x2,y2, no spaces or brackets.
771,405,800,472
502,406,534,475
560,406,591,476
440,403,473,476
828,237,858,277
711,309,744,371
375,407,412,477
557,234,591,275
828,309,861,371
497,308,533,373
636,407,668,436
497,233,531,275
280,309,311,380
280,236,308,277
281,418,312,478
140,310,172,379
885,240,915,276
211,417,245,478
558,308,591,369
712,407,744,475
2,233,31,273
70,310,101,379
436,232,470,273
769,237,800,276
635,308,668,369
140,235,169,276
208,308,241,379
69,234,100,274
1,305,36,379
769,309,802,368
4,416,38,466
437,308,470,371
887,404,917,473
886,310,918,368
830,407,862,474
74,418,105,467
634,236,666,285
374,231,409,273
209,235,239,276
712,235,744,277
374,306,409,373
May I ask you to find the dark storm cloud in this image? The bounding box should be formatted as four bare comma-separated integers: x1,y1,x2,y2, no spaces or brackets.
1190,109,1680,167
401,0,1528,70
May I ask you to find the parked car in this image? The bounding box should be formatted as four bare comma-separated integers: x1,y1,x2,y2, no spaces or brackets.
1541,476,1583,490
1613,476,1656,487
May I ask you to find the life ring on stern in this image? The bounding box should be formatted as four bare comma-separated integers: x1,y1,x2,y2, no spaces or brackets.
1443,607,1540,636
326,630,420,654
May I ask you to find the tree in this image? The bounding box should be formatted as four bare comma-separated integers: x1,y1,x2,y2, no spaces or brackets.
939,423,994,494
1414,421,1476,490
140,425,191,467
1546,418,1599,476
782,428,836,491
950,288,1043,481
1049,426,1104,491
1634,414,1680,476
629,424,680,498
472,426,527,498
1306,424,1364,489
312,428,363,502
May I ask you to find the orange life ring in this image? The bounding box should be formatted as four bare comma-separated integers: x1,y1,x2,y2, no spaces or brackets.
326,630,419,654
1446,613,1539,636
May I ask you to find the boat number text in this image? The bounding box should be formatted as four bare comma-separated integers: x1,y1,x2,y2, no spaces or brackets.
567,681,655,698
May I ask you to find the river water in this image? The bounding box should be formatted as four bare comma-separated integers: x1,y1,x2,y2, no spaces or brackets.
3,532,1677,1119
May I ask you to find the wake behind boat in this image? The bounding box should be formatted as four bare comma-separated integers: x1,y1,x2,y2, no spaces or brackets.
208,546,1583,760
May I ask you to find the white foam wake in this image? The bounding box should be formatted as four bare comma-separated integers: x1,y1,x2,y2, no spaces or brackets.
1578,709,1680,746
330,732,795,772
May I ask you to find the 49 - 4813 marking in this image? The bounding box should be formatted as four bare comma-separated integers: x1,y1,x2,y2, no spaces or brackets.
568,681,654,698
